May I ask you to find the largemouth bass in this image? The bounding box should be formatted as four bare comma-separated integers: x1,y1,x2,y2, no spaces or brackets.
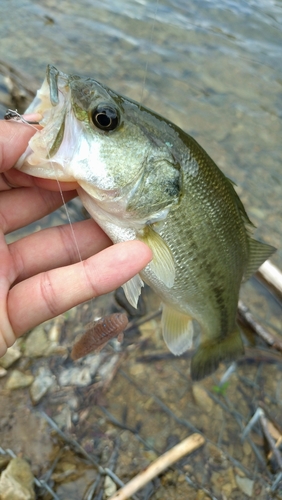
15,65,275,380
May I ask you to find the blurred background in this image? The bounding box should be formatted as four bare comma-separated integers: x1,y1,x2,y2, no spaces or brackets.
0,1,282,499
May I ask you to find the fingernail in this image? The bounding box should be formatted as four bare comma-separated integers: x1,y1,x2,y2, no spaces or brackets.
22,113,43,122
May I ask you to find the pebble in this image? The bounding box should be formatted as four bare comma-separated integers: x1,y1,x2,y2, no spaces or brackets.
53,405,72,430
192,384,214,413
6,370,34,390
0,367,7,378
104,475,117,497
98,354,119,380
83,353,107,376
24,326,51,357
0,345,21,369
58,366,92,387
30,367,55,404
0,457,35,500
48,317,64,343
235,475,254,497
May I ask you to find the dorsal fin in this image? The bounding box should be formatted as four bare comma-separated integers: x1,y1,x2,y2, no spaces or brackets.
244,238,276,281
161,304,194,355
138,226,175,288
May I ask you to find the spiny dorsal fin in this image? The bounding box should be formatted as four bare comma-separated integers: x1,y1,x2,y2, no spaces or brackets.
161,304,194,355
122,274,144,309
244,238,276,282
138,226,175,288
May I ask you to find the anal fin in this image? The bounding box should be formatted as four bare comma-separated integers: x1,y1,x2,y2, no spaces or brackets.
161,304,194,355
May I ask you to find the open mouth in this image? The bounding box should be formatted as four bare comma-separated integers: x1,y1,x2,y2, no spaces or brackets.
14,66,78,182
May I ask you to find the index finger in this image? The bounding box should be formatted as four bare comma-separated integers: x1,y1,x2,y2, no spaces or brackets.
0,119,79,192
0,120,36,172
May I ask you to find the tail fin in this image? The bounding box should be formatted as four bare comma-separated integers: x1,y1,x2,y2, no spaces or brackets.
190,327,244,381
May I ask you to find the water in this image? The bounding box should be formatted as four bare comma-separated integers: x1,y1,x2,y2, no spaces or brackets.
1,0,281,265
0,2,282,498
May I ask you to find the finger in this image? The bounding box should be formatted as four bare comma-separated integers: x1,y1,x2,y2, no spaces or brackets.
0,186,77,234
0,233,18,356
0,120,36,172
8,241,152,337
10,219,112,281
1,169,79,191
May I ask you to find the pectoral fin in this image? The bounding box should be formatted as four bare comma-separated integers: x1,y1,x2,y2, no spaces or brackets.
161,304,194,355
244,238,276,281
138,226,175,288
122,274,144,309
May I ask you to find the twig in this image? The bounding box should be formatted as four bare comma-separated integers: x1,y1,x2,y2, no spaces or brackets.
86,475,101,500
241,407,263,440
242,408,282,471
119,370,256,478
238,301,282,352
125,310,161,332
99,405,157,452
108,434,205,500
259,410,282,471
40,411,131,493
271,471,282,492
257,261,282,301
218,362,237,386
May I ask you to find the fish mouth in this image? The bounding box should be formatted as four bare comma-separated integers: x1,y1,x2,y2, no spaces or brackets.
15,65,77,182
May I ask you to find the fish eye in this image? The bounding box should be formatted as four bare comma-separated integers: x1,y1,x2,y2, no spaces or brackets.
91,104,119,131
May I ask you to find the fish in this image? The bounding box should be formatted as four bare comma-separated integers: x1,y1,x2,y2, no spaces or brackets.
15,65,275,380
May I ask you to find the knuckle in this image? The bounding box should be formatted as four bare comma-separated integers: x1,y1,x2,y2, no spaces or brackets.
82,259,98,297
39,271,58,317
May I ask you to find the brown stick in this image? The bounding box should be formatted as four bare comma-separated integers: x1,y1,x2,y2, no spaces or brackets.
108,433,205,500
238,300,282,352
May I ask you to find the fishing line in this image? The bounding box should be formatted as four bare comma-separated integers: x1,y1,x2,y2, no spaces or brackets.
139,0,160,107
40,116,104,326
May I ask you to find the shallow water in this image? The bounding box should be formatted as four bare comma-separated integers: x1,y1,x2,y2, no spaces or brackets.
1,0,281,263
0,1,282,499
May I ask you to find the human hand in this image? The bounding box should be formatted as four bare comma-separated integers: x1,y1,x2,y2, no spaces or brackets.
0,118,152,357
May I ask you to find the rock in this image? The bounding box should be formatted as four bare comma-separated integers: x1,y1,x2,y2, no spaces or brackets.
58,365,93,387
30,367,55,404
98,354,119,380
48,317,64,343
104,475,117,498
0,346,21,369
235,475,254,497
53,405,72,430
0,457,35,500
6,370,34,390
24,326,50,357
82,353,107,377
0,367,7,378
192,384,214,413
59,353,106,387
